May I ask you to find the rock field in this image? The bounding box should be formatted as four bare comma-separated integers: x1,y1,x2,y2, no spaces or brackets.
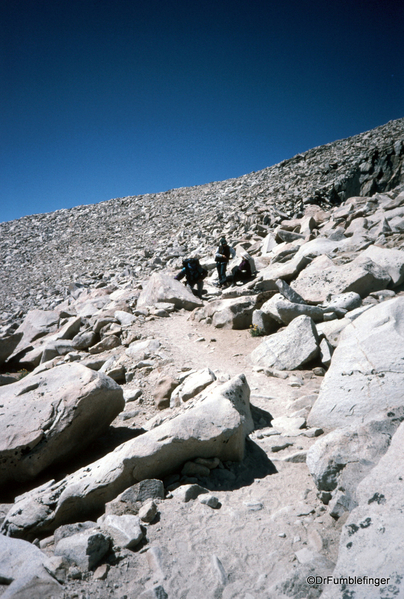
0,117,404,599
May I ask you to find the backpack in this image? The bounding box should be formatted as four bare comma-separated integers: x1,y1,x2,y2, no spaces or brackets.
183,259,207,282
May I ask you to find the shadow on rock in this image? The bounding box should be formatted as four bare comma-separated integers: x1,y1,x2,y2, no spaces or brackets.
0,426,146,503
200,438,277,492
250,403,273,430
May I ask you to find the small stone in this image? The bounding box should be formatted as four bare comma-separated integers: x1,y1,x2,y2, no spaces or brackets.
243,501,263,511
93,563,110,580
312,366,326,376
199,494,220,508
278,532,286,538
139,500,158,523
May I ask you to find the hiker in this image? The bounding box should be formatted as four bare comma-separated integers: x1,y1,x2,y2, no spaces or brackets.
175,255,207,298
228,251,253,286
215,237,235,287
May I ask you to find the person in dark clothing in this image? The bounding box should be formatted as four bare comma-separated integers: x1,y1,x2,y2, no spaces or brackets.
215,237,235,287
229,251,253,286
175,255,207,298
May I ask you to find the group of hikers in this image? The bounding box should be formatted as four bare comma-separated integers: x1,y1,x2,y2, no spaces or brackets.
174,237,255,299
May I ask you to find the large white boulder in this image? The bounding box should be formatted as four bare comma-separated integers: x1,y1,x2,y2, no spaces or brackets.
361,244,404,287
251,315,319,371
291,255,391,303
0,363,124,485
320,420,404,599
137,273,203,310
308,297,404,430
2,374,252,539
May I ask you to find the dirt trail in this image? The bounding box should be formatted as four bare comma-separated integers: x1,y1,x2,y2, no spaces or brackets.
83,309,342,599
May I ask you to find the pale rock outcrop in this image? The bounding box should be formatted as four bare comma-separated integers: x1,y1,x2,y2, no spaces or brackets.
0,363,124,485
308,297,404,430
320,420,404,599
251,315,319,371
254,253,311,291
361,244,404,287
2,374,252,538
0,534,62,599
291,255,391,303
137,273,203,310
306,413,402,514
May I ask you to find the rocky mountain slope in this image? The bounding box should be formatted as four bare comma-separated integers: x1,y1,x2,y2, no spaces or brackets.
1,117,403,319
1,117,404,599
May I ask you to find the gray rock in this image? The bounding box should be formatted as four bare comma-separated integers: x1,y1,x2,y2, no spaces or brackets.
0,332,23,365
139,586,168,599
251,307,279,335
152,376,179,409
306,414,402,516
138,500,159,523
319,337,333,367
291,254,391,303
114,309,137,325
322,291,362,313
251,315,319,371
199,494,220,508
193,295,259,329
8,310,61,358
54,528,111,570
308,297,404,429
172,483,209,502
88,334,121,354
125,338,161,360
275,278,306,304
105,479,165,516
71,329,97,350
361,244,404,287
0,363,124,485
0,534,63,599
97,514,144,549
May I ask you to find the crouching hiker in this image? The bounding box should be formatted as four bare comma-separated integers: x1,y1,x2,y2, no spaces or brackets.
229,251,254,286
175,255,207,298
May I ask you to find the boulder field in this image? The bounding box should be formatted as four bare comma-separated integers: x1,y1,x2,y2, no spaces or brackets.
0,118,404,598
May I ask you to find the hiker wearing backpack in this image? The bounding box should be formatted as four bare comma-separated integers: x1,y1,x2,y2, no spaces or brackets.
215,237,236,287
175,255,207,298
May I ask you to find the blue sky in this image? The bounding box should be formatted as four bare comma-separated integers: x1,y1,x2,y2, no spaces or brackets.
1,0,403,223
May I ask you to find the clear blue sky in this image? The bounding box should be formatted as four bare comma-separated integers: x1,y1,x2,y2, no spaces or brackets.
1,0,403,223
